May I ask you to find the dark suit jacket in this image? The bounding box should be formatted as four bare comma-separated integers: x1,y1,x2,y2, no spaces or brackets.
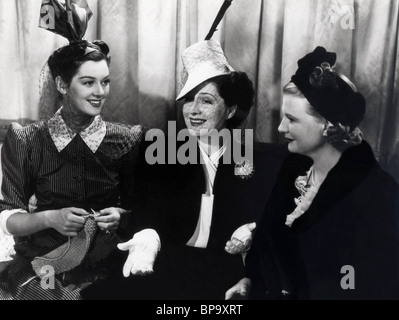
126,138,288,299
246,141,399,300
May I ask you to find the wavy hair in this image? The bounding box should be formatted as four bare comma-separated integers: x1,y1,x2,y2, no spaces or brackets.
283,82,363,151
48,40,111,85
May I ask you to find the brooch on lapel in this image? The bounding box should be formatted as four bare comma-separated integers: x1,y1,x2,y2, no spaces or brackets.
234,159,255,180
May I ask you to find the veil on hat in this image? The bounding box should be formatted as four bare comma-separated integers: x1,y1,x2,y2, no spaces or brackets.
38,0,93,120
178,0,252,141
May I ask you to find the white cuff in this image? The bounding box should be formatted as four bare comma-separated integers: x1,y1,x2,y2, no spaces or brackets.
0,209,27,236
132,228,161,251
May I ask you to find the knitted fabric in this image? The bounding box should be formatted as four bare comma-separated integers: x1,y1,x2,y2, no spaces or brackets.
31,216,98,277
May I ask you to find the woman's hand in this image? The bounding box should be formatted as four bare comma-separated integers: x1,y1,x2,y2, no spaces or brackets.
45,207,88,237
94,207,127,233
225,277,251,300
225,222,256,255
118,229,161,277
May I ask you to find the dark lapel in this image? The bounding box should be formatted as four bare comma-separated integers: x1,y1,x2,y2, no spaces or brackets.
207,139,255,249
291,141,378,232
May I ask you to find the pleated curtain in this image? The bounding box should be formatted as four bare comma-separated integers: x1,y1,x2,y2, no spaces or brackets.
0,0,398,176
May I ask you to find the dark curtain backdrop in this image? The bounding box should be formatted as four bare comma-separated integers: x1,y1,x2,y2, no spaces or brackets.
0,0,398,177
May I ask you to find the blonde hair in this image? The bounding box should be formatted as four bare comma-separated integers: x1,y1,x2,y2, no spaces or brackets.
283,82,324,120
282,82,363,151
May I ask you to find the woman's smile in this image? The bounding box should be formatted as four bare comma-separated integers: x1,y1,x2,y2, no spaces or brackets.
87,99,103,108
189,118,207,126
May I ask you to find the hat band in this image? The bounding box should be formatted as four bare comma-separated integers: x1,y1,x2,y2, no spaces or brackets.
335,72,358,92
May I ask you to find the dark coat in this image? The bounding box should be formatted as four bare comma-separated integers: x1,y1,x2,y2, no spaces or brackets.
133,139,287,249
246,141,399,300
82,138,287,300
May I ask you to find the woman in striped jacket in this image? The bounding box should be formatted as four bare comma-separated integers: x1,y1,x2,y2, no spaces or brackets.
0,39,143,300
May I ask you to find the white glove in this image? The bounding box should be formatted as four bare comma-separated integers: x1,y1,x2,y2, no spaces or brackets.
118,229,161,277
225,222,256,255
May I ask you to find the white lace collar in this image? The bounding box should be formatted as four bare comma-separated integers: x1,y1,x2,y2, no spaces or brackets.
285,166,321,227
48,108,106,153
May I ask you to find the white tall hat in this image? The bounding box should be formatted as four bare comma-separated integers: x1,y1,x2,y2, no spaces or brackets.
176,39,234,101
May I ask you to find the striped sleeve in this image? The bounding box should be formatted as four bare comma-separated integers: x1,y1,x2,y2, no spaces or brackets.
0,123,35,212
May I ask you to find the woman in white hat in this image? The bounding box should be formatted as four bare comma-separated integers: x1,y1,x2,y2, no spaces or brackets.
82,39,287,300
